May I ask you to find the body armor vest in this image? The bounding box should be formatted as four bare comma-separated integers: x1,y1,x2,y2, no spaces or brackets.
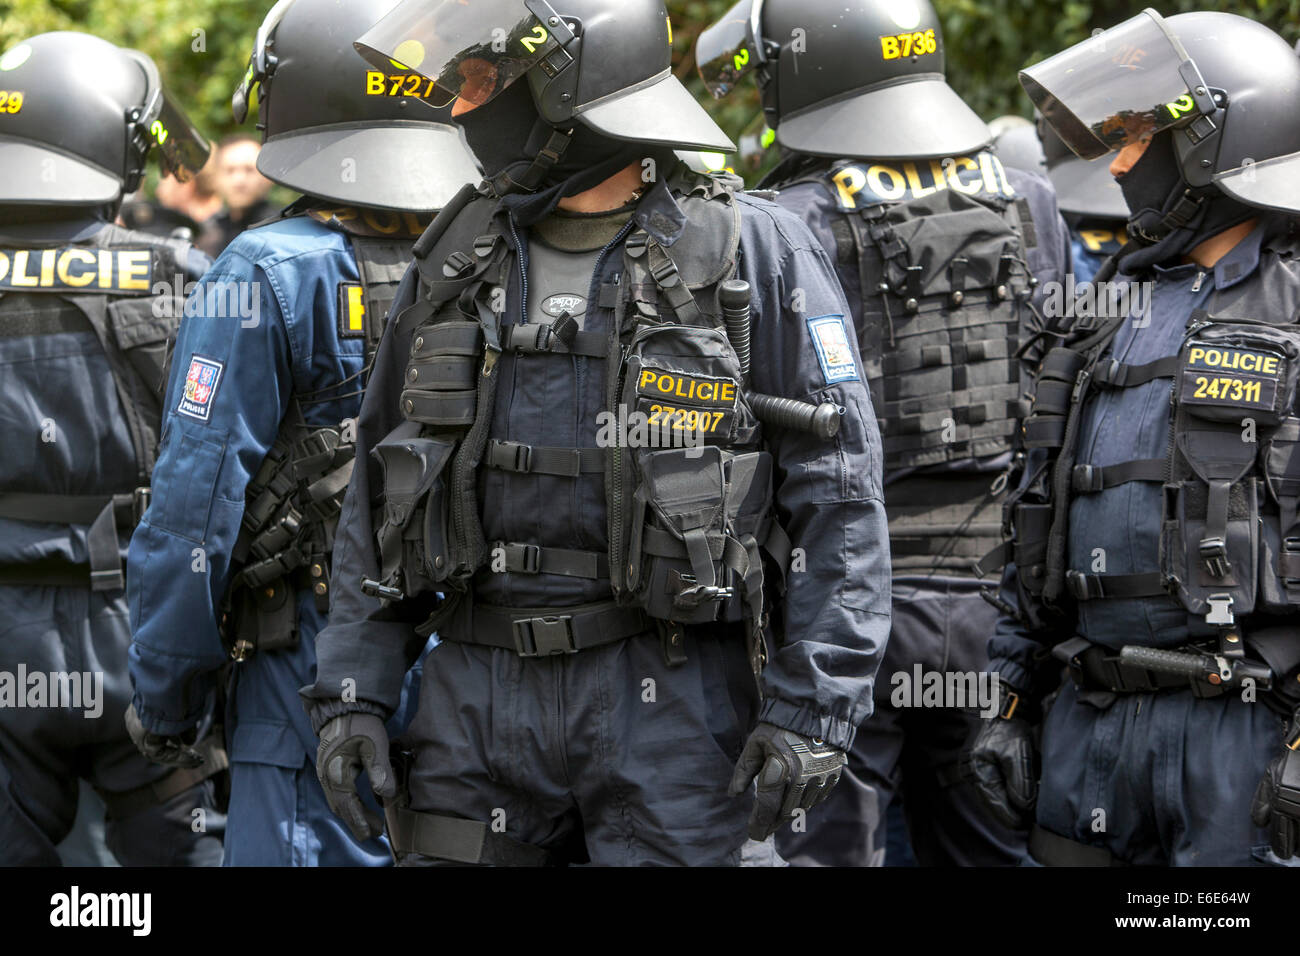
992,228,1300,672
223,209,416,660
369,167,791,672
0,222,193,590
785,150,1039,573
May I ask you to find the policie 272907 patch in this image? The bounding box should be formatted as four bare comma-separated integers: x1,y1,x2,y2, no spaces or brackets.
176,355,224,422
633,368,737,438
807,315,860,385
338,282,366,339
1179,344,1283,413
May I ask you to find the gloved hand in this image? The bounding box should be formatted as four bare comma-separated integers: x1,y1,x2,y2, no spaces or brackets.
316,712,395,842
1251,723,1300,859
969,691,1038,830
124,702,205,769
728,722,846,841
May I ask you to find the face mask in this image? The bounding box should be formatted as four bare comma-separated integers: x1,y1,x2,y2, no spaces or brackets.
1114,129,1257,272
456,80,649,225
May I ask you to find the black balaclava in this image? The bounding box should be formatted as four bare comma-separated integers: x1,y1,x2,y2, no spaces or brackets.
1114,129,1257,274
457,80,650,226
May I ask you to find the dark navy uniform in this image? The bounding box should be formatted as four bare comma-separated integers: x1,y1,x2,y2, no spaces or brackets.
304,168,893,865
0,217,223,866
770,156,1070,866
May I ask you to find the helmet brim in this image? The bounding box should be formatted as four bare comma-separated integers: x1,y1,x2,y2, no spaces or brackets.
1215,152,1300,215
257,121,481,212
0,138,122,205
1048,156,1129,220
573,71,736,154
775,76,992,160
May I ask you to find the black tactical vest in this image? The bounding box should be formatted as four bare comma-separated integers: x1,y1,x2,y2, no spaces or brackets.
998,228,1300,648
0,221,194,590
369,167,790,671
223,209,417,660
784,150,1039,574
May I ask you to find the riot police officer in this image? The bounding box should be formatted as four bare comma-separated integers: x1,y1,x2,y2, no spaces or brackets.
697,0,1069,866
124,0,479,866
301,0,891,866
0,31,222,866
971,9,1300,866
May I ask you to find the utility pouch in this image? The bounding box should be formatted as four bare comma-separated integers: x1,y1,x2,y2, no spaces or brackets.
372,422,456,600
1023,347,1087,450
628,445,773,625
401,320,481,428
1262,419,1300,609
621,322,757,450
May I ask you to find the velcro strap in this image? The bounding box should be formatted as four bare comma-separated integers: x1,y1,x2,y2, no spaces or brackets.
1070,459,1167,493
384,806,557,866
483,440,604,477
406,354,477,391
1092,355,1180,388
1065,570,1167,601
1023,416,1066,449
410,321,481,358
400,389,477,427
495,541,609,579
0,492,135,528
974,539,1013,577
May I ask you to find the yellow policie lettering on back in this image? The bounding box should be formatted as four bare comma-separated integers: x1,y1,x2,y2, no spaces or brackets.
830,152,1015,211
0,248,152,294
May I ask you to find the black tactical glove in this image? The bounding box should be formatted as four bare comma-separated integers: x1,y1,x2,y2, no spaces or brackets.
124,702,205,769
728,722,846,841
969,684,1038,830
1251,716,1300,859
316,712,395,842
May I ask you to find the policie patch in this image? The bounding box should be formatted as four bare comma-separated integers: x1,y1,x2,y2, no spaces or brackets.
634,368,738,438
0,247,154,295
807,315,860,384
177,355,224,422
1179,344,1283,414
338,282,366,339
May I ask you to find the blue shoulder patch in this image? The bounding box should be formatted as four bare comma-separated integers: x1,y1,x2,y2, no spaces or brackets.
807,314,859,384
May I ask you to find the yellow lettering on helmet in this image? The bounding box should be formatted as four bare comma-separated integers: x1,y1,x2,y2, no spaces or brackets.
366,71,385,95
56,249,96,287
880,35,900,59
832,166,866,210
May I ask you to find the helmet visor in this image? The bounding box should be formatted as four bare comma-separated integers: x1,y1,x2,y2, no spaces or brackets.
1020,8,1214,161
354,0,563,110
125,50,212,181
696,0,764,100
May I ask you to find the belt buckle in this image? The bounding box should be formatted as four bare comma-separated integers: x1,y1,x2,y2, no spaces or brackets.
1205,593,1235,627
512,615,576,657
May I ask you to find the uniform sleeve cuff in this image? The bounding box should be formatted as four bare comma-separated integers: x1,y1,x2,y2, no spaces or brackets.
303,696,390,737
757,697,857,752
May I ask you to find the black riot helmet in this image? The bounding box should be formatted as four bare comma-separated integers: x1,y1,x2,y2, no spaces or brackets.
231,0,481,212
697,0,991,160
1037,116,1128,221
0,32,209,209
353,0,734,154
1021,9,1300,215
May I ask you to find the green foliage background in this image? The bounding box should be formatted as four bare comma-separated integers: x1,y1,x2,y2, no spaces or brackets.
1,0,1295,185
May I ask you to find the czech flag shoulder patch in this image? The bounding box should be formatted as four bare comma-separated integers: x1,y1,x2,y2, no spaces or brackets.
807,314,859,384
177,355,224,422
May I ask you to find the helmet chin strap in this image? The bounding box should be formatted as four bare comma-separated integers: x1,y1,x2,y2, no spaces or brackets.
488,124,575,197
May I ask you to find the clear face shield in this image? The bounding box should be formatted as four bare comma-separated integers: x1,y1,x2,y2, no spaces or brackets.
352,0,572,111
1020,8,1219,161
696,0,766,100
125,50,211,181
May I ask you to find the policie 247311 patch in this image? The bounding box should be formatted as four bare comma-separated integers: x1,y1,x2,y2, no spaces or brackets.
1179,344,1283,413
807,315,860,385
176,355,224,422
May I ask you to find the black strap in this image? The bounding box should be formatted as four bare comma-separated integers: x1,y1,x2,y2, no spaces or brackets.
441,600,650,658
492,541,608,580
384,806,560,866
502,322,606,358
1029,824,1123,866
483,440,604,477
1070,459,1167,494
97,737,229,820
1092,355,1180,388
1065,570,1168,601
